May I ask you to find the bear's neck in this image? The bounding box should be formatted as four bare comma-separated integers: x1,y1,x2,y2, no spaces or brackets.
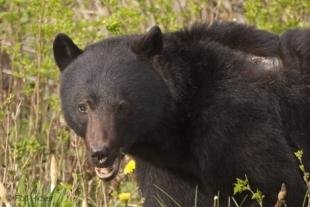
126,75,201,178
128,122,200,179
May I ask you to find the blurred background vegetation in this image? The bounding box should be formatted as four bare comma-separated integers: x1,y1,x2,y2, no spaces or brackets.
0,0,309,206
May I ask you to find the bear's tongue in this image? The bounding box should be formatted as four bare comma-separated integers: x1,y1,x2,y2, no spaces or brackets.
95,166,114,179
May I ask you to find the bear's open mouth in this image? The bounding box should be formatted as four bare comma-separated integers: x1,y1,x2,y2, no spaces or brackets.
94,155,121,180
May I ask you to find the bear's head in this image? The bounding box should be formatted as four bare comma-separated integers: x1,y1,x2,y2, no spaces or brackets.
53,26,171,180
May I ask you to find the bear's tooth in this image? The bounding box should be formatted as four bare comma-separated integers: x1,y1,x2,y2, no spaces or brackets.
99,157,107,164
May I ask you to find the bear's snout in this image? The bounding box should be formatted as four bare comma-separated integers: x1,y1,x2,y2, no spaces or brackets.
89,145,119,166
85,110,120,167
90,146,110,166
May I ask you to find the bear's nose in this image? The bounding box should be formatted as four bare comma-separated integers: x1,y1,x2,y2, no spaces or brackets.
90,147,110,163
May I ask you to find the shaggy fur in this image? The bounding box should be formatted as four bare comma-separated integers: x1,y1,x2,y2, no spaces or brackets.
53,22,310,206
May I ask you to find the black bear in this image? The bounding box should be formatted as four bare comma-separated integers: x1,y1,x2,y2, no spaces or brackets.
53,22,310,206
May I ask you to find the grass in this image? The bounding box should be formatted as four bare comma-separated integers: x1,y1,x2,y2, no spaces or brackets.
0,0,309,206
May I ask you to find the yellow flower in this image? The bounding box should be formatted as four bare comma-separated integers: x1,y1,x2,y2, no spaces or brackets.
124,160,136,175
118,192,131,202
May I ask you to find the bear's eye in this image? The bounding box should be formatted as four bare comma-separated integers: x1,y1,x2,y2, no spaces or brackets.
78,103,88,113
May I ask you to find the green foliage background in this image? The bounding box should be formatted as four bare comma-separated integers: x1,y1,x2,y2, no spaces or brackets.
0,0,309,206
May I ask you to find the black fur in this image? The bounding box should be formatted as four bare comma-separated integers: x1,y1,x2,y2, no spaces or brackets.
53,33,83,70
53,22,310,206
131,26,163,59
280,29,310,73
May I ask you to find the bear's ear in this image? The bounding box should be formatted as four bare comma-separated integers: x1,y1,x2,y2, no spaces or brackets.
131,26,163,59
53,33,83,71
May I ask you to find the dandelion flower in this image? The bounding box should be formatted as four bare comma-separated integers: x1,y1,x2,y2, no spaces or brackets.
118,192,131,202
124,160,136,175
